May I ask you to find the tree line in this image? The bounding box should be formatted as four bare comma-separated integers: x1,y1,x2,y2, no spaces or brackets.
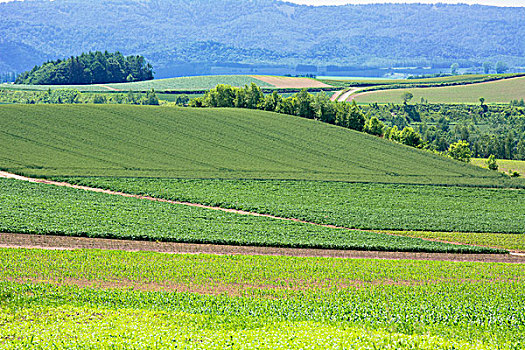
0,89,159,105
190,84,427,150
15,51,154,85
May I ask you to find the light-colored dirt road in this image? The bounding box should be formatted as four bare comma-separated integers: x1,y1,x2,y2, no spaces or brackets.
330,90,344,101
252,75,332,88
338,88,360,102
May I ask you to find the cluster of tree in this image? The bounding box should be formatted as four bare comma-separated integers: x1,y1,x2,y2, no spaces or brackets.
0,89,159,105
363,102,525,160
1,1,524,75
15,51,153,85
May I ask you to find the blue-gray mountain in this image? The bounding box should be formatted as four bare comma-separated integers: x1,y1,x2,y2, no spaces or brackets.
1,0,524,76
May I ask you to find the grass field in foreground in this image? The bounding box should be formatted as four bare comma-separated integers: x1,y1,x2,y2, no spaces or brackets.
353,76,525,104
1,179,485,253
1,248,524,349
0,104,515,187
62,177,525,234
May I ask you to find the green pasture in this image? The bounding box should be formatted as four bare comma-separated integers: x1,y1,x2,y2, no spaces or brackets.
0,104,513,187
472,158,525,177
1,248,524,349
391,231,525,252
353,76,525,104
1,178,482,253
319,73,522,88
63,177,525,234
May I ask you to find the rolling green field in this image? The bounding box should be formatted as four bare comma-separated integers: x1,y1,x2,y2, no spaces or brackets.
1,75,273,92
319,73,523,88
0,104,515,187
61,177,525,234
391,231,525,252
472,158,525,176
353,76,525,104
1,178,485,253
1,248,524,349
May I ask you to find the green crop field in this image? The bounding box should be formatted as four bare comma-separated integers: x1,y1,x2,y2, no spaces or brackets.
61,177,525,234
1,248,524,349
472,158,525,176
390,231,525,252
2,178,485,253
319,73,523,88
0,104,516,187
352,76,525,104
0,75,273,92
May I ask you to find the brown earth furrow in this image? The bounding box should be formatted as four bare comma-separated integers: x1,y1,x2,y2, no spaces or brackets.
1,233,524,263
251,75,331,88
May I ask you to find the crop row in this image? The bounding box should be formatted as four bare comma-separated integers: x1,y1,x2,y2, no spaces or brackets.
0,179,492,253
61,177,525,234
2,248,522,292
1,247,524,349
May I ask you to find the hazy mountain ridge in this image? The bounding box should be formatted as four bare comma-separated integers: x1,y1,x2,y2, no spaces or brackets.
1,0,524,75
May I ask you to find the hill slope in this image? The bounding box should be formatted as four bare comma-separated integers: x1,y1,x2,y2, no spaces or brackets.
1,0,524,75
0,104,510,186
353,77,525,104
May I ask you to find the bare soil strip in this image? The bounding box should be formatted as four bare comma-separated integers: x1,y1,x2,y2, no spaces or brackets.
338,88,360,102
330,90,344,101
251,75,332,88
1,233,524,263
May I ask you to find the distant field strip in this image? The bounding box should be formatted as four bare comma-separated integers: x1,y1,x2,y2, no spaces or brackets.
61,178,525,234
1,178,487,253
472,158,525,176
389,231,525,252
353,76,525,104
2,75,273,92
251,75,332,88
0,104,513,187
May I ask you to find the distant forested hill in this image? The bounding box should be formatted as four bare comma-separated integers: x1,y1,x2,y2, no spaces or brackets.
1,0,524,76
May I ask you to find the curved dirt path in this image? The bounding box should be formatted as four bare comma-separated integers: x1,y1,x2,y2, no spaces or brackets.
338,88,360,102
330,90,344,101
1,233,523,263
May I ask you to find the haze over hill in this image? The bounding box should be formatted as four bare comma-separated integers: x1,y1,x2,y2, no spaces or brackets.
1,0,524,77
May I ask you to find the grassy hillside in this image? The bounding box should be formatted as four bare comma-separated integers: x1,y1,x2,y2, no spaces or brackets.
353,77,525,104
472,158,525,176
0,104,511,186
